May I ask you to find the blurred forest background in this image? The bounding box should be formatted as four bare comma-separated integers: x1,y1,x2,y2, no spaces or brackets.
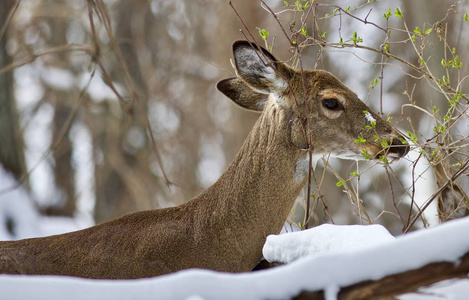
0,0,468,239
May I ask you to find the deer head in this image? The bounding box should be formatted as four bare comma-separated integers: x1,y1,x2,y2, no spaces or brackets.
218,41,409,165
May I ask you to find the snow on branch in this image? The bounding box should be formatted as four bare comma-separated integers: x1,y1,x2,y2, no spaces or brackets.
296,251,469,299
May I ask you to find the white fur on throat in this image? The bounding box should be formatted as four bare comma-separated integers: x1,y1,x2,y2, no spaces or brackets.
294,154,321,183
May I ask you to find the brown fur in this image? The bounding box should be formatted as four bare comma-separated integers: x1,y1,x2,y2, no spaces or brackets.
0,41,409,279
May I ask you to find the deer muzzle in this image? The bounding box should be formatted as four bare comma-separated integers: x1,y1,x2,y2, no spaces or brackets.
367,135,410,161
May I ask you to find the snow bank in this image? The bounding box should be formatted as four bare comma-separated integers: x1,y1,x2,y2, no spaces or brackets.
1,218,468,300
263,224,395,264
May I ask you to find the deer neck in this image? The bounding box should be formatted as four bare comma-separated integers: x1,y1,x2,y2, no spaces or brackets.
195,102,307,238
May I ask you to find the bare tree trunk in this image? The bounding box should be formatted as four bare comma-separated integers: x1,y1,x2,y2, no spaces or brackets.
93,1,156,223
42,0,76,216
0,0,26,180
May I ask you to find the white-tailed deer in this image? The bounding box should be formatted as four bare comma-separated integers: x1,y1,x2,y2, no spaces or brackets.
0,41,409,279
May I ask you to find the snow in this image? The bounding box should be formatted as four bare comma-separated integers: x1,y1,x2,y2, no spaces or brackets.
0,166,93,240
0,167,41,240
400,279,469,300
263,224,395,264
1,217,468,300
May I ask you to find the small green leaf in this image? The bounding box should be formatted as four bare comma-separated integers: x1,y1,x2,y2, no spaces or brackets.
464,13,468,21
259,28,269,40
453,55,462,69
384,43,389,53
321,31,327,39
300,27,307,36
411,34,416,43
394,7,403,18
453,91,463,102
407,131,418,143
425,27,432,35
379,155,388,164
284,1,289,6
383,8,391,20
354,135,367,144
398,138,407,145
336,180,345,187
351,31,363,45
433,125,446,134
414,27,423,35
442,75,448,85
361,148,371,160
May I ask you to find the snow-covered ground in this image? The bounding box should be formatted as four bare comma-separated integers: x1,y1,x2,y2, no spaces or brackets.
1,217,468,300
0,166,93,241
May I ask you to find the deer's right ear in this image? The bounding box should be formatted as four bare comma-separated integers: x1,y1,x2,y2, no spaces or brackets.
232,41,292,94
217,78,268,112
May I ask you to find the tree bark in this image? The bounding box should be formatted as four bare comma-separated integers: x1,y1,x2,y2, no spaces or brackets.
0,0,26,180
44,0,76,216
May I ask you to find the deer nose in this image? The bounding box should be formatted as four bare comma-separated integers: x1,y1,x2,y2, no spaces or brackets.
388,137,410,158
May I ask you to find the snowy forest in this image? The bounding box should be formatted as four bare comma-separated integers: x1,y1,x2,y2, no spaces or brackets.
0,0,469,299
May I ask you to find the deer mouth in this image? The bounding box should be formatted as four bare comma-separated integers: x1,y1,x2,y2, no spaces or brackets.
366,141,409,162
331,141,408,162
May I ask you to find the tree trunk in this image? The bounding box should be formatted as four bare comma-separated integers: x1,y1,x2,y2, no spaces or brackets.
0,0,26,180
43,0,76,216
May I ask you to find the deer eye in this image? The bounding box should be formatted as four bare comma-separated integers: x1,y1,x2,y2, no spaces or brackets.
322,98,343,111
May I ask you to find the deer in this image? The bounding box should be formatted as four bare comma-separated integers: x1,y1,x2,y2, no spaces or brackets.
0,41,409,279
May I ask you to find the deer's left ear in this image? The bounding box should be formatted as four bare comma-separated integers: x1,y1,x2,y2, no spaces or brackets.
217,78,268,112
232,41,293,94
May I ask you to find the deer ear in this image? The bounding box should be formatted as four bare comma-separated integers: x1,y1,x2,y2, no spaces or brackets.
217,78,268,112
232,41,292,94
